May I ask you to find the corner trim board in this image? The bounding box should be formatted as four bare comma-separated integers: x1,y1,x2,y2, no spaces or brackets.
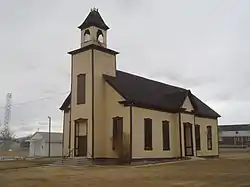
129,104,133,163
179,112,182,158
91,48,95,158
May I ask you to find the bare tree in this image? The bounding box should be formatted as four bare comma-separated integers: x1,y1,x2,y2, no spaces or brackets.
0,125,15,140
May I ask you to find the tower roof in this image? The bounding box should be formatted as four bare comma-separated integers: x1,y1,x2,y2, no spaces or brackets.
78,8,109,31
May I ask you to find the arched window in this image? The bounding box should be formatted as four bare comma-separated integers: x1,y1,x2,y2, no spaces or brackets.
84,29,91,42
97,30,104,43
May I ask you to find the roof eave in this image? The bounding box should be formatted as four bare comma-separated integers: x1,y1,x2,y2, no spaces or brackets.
68,44,119,56
78,24,109,31
119,100,183,113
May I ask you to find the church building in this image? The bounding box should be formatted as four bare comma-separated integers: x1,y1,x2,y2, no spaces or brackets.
60,8,220,162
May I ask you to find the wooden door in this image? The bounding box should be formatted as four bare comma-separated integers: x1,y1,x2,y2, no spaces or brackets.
78,136,87,156
184,123,194,156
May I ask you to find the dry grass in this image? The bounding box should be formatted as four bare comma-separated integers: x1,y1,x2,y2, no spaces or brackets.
0,158,60,171
0,151,250,187
0,151,25,156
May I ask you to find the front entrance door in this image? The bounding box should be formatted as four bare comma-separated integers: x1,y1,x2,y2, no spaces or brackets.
78,136,87,156
74,119,88,157
184,123,194,156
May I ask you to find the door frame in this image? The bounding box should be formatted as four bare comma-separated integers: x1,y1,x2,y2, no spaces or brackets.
183,122,194,156
74,118,88,157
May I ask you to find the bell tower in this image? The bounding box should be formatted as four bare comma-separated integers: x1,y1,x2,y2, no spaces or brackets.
68,8,118,158
78,8,109,48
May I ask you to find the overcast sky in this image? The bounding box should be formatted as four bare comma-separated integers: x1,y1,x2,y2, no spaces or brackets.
0,0,250,137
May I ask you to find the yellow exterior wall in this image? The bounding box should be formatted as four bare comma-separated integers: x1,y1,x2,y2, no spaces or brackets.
63,110,70,156
70,48,116,158
104,83,129,158
132,107,179,159
196,117,219,156
180,113,196,156
70,50,92,157
180,98,218,157
93,49,116,157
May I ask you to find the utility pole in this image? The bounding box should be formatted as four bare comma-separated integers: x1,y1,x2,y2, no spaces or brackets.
48,116,51,158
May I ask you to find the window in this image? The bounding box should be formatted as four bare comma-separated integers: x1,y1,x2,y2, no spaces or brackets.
97,29,104,43
195,125,201,150
112,117,123,150
207,126,212,150
162,121,170,150
77,74,86,104
144,118,152,150
84,29,91,42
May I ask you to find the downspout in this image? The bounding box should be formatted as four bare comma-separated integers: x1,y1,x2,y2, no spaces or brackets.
178,112,183,158
129,103,133,164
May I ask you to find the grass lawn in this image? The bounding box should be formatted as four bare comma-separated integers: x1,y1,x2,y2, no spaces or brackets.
0,151,250,187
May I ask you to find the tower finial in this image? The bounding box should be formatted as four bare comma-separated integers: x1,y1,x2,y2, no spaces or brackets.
91,7,98,12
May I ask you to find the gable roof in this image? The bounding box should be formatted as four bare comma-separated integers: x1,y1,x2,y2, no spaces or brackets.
104,71,220,119
78,9,109,31
60,70,220,119
31,132,62,143
60,93,71,110
219,124,250,132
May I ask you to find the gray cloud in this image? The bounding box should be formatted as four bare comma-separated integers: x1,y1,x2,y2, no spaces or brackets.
0,0,250,136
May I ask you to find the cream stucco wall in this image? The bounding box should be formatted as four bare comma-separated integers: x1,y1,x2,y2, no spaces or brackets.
70,50,92,157
132,107,179,159
180,113,196,156
70,47,117,158
63,110,70,156
93,49,116,157
196,117,219,156
104,82,130,158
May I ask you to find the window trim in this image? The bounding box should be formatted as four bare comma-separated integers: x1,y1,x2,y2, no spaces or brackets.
144,118,153,151
112,116,123,150
207,126,212,150
195,124,201,151
162,120,170,151
77,74,86,105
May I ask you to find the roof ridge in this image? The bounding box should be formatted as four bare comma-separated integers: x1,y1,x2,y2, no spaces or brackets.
219,124,250,126
116,70,186,91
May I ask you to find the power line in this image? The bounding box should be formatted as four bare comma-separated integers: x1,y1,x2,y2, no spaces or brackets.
0,91,69,109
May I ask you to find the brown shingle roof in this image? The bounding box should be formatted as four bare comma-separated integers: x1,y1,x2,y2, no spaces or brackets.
78,9,109,30
104,71,220,119
60,70,220,119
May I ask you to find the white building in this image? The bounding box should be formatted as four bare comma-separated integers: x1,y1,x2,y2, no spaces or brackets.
219,124,250,147
29,132,63,157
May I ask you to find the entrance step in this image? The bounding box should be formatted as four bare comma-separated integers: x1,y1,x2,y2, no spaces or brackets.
53,157,94,167
190,156,206,161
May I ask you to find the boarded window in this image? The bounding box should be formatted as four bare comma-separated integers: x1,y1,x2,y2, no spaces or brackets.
77,74,86,104
207,126,212,150
112,117,123,150
144,118,152,150
162,121,170,150
195,125,201,150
